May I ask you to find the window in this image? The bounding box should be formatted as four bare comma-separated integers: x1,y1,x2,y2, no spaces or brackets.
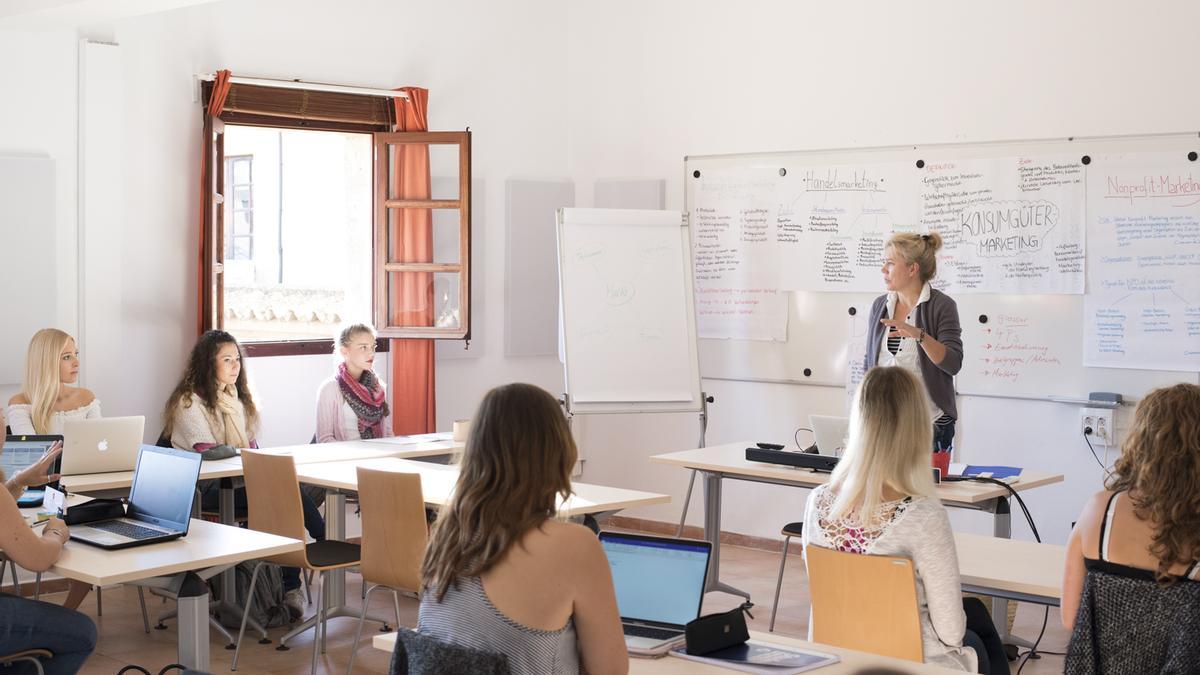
199,80,471,355
224,155,254,261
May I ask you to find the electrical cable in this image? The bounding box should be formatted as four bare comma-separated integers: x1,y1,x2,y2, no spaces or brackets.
1082,428,1108,472
1015,608,1049,674
793,427,813,449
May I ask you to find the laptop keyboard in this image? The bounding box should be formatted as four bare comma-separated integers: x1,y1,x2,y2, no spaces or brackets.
623,624,682,640
89,520,165,540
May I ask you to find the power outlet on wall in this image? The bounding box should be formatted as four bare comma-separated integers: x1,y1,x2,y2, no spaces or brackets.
1080,407,1115,445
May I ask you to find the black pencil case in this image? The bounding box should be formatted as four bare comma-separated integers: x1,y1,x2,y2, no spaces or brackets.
684,604,750,655
63,498,125,525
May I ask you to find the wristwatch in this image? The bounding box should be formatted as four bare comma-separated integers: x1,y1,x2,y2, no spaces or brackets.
917,329,925,344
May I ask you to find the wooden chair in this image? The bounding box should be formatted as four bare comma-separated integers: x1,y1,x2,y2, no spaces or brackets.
346,467,429,675
232,450,362,675
804,543,924,662
0,648,53,675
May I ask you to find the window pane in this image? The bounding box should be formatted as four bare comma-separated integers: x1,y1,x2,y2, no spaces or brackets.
385,141,461,202
222,125,372,342
232,158,251,184
231,236,251,260
386,271,460,330
387,207,461,265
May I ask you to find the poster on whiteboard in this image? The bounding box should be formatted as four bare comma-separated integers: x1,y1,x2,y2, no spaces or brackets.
775,161,917,293
691,167,788,340
1083,155,1200,371
917,155,1086,294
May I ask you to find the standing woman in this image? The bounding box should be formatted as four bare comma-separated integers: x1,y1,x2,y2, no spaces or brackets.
419,383,628,675
865,232,963,452
163,329,324,619
6,328,100,435
315,323,391,443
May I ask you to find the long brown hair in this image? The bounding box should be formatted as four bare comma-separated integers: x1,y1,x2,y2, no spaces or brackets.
1106,383,1200,581
162,330,259,436
421,383,576,601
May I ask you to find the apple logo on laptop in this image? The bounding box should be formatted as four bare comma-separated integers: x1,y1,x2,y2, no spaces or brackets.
98,439,109,452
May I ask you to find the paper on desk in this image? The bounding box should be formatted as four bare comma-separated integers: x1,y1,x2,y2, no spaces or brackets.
43,486,65,514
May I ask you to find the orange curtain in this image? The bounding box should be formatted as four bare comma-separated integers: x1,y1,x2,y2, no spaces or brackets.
389,87,436,434
197,70,231,335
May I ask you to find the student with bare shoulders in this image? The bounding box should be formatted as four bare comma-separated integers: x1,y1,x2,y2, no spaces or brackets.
6,328,100,610
419,383,628,675
1062,383,1200,672
7,329,100,435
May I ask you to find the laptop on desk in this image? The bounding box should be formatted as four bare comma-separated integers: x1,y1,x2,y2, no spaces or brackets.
599,531,712,655
70,446,201,550
61,416,145,475
3,435,63,507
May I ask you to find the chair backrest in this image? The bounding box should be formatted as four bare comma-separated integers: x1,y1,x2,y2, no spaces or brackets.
390,628,509,675
358,467,428,592
240,450,309,568
804,543,924,662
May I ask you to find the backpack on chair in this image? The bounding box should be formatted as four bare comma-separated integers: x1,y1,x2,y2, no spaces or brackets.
207,560,290,628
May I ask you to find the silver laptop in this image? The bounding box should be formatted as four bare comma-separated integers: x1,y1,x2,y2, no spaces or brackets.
599,532,712,654
61,416,145,475
70,446,201,550
810,414,850,457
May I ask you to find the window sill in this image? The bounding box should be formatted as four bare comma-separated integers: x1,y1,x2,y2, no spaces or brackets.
242,338,390,358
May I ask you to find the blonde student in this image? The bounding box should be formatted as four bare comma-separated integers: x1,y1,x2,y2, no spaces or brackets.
1062,383,1200,672
419,383,628,675
802,367,1005,674
315,323,392,442
7,328,100,435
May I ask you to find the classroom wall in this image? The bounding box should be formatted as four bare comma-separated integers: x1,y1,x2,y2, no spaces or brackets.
563,0,1200,545
6,1,1198,550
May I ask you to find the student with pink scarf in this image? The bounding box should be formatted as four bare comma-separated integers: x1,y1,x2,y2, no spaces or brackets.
315,324,392,442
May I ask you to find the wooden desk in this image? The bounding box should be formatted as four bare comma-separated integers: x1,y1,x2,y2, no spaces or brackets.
371,629,964,674
294,456,672,518
59,458,243,494
53,519,301,671
955,532,1064,606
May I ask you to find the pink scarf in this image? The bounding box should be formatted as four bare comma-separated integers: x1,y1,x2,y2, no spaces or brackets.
335,362,389,439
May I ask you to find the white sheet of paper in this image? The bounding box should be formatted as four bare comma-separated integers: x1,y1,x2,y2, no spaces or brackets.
43,486,65,514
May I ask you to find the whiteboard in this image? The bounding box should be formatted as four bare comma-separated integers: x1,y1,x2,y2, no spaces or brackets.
557,208,702,413
0,156,56,385
686,132,1200,401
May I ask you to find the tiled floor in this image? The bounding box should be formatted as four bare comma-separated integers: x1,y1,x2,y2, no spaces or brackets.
59,540,1069,674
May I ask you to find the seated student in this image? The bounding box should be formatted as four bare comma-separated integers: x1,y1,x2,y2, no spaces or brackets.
7,328,100,435
0,436,97,674
1062,383,1200,672
418,383,627,675
6,328,100,611
162,329,325,619
802,367,1005,674
315,323,392,443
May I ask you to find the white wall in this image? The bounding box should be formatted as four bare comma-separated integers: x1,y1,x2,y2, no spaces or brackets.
563,0,1200,545
7,1,1198,549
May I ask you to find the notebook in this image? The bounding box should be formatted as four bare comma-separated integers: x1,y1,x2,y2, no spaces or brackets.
69,446,201,550
599,531,712,655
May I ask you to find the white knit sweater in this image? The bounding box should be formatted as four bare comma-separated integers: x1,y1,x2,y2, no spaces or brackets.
168,393,256,451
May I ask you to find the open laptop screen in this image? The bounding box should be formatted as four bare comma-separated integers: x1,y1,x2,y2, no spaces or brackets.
126,446,201,530
2,435,62,488
600,532,710,627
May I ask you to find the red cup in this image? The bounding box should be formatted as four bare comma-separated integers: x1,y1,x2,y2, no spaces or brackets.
931,451,951,479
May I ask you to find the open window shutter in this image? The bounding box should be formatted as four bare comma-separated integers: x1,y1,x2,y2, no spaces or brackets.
200,114,226,334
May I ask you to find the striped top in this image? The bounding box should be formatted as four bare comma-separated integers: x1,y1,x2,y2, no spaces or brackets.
418,575,580,674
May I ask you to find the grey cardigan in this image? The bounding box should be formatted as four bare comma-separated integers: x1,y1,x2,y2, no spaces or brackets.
864,288,963,419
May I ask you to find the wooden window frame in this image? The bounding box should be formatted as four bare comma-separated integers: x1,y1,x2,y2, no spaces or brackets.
373,131,472,339
199,81,418,357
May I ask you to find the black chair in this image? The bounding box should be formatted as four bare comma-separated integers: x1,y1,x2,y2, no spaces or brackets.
768,521,804,632
389,629,509,675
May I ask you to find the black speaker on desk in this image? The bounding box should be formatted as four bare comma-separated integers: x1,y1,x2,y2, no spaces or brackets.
744,447,839,472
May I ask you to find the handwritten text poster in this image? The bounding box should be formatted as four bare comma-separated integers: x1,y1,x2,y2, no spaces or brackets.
1084,155,1200,371
917,156,1086,294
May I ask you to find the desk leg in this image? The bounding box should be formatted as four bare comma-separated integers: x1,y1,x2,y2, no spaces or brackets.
206,481,267,643
701,472,751,603
177,573,210,671
987,497,1035,650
